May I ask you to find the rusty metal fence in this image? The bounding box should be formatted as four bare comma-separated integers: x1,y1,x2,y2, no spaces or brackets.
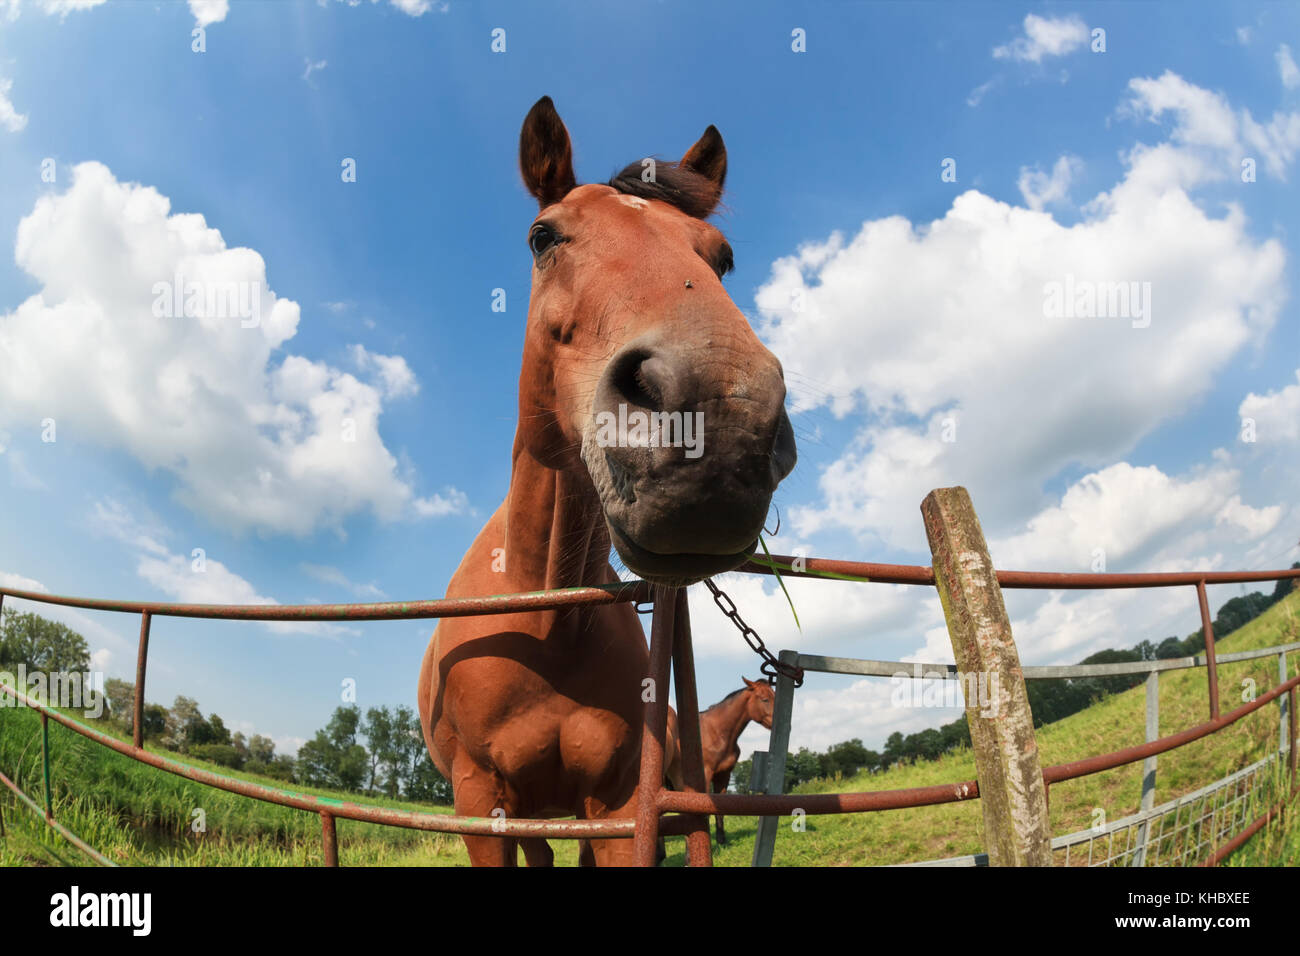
2,536,1298,867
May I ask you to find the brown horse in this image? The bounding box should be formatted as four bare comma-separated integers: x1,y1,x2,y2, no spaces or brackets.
417,97,796,866
667,677,775,845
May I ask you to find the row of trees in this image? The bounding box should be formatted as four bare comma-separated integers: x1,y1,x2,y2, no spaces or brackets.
1,606,452,804
733,570,1298,790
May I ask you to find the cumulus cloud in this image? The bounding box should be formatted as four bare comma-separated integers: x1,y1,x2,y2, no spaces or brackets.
989,462,1280,572
0,77,28,133
1239,371,1300,444
993,14,1089,63
0,163,466,536
727,73,1299,753
757,73,1290,552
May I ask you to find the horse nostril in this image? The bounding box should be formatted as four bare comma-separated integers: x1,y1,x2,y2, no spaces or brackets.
608,348,670,413
769,408,797,481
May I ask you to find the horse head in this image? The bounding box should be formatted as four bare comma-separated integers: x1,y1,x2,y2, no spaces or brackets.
741,676,776,730
516,96,796,588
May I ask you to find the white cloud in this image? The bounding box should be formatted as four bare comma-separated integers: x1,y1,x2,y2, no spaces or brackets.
188,0,228,28
350,344,418,399
300,562,386,599
757,73,1290,552
413,488,470,517
36,0,105,17
0,162,466,536
993,14,1089,63
1124,70,1300,181
137,550,357,637
329,0,449,16
1017,154,1082,210
86,497,356,636
1239,370,1300,444
0,77,28,133
1277,44,1300,90
989,462,1280,572
1237,26,1252,46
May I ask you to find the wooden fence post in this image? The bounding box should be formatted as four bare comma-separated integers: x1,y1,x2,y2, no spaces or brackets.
921,486,1053,867
1133,670,1159,866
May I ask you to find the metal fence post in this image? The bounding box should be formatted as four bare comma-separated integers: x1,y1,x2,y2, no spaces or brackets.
320,810,338,867
41,712,52,822
922,486,1053,866
751,650,796,867
633,586,676,866
132,611,152,749
1134,670,1159,865
669,588,713,866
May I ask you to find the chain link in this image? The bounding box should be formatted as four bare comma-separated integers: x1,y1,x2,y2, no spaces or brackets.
702,578,804,687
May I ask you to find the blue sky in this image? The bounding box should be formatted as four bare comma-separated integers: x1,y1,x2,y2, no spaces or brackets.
1,0,1298,759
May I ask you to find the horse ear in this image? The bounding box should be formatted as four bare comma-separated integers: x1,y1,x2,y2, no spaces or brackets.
742,676,756,688
680,125,727,212
519,96,577,207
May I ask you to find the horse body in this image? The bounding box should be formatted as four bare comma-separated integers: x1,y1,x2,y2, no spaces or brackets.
418,97,794,866
668,678,775,845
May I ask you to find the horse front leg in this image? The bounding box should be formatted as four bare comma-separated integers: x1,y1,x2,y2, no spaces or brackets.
711,770,731,846
452,751,519,866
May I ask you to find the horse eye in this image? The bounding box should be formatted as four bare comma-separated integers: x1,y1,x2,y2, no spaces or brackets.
529,224,558,258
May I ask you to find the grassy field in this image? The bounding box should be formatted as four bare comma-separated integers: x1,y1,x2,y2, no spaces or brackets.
2,589,1296,867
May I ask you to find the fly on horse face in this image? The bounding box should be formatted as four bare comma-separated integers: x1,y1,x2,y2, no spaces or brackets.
417,97,796,866
668,677,775,846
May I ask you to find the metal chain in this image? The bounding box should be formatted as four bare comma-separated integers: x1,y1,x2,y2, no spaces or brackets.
702,578,804,687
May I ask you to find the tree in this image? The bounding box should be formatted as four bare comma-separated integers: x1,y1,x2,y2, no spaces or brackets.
362,707,398,795
103,678,135,730
298,706,369,791
140,704,168,741
0,609,90,674
249,734,276,764
1155,636,1185,659
168,696,202,751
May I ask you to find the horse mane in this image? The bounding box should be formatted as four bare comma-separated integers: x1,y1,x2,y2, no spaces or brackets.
703,685,749,714
607,159,725,220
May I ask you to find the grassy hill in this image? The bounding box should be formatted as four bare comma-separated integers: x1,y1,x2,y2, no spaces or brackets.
2,589,1296,867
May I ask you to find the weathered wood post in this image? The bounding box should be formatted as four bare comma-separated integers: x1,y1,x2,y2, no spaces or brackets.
921,486,1053,866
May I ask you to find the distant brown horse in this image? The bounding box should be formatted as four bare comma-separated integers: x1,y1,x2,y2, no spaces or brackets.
668,677,775,845
417,97,796,866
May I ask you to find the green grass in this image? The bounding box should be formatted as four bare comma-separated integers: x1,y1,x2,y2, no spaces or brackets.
3,591,1297,866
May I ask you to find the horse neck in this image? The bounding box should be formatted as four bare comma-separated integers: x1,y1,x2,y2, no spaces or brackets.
502,431,609,593
705,691,755,762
